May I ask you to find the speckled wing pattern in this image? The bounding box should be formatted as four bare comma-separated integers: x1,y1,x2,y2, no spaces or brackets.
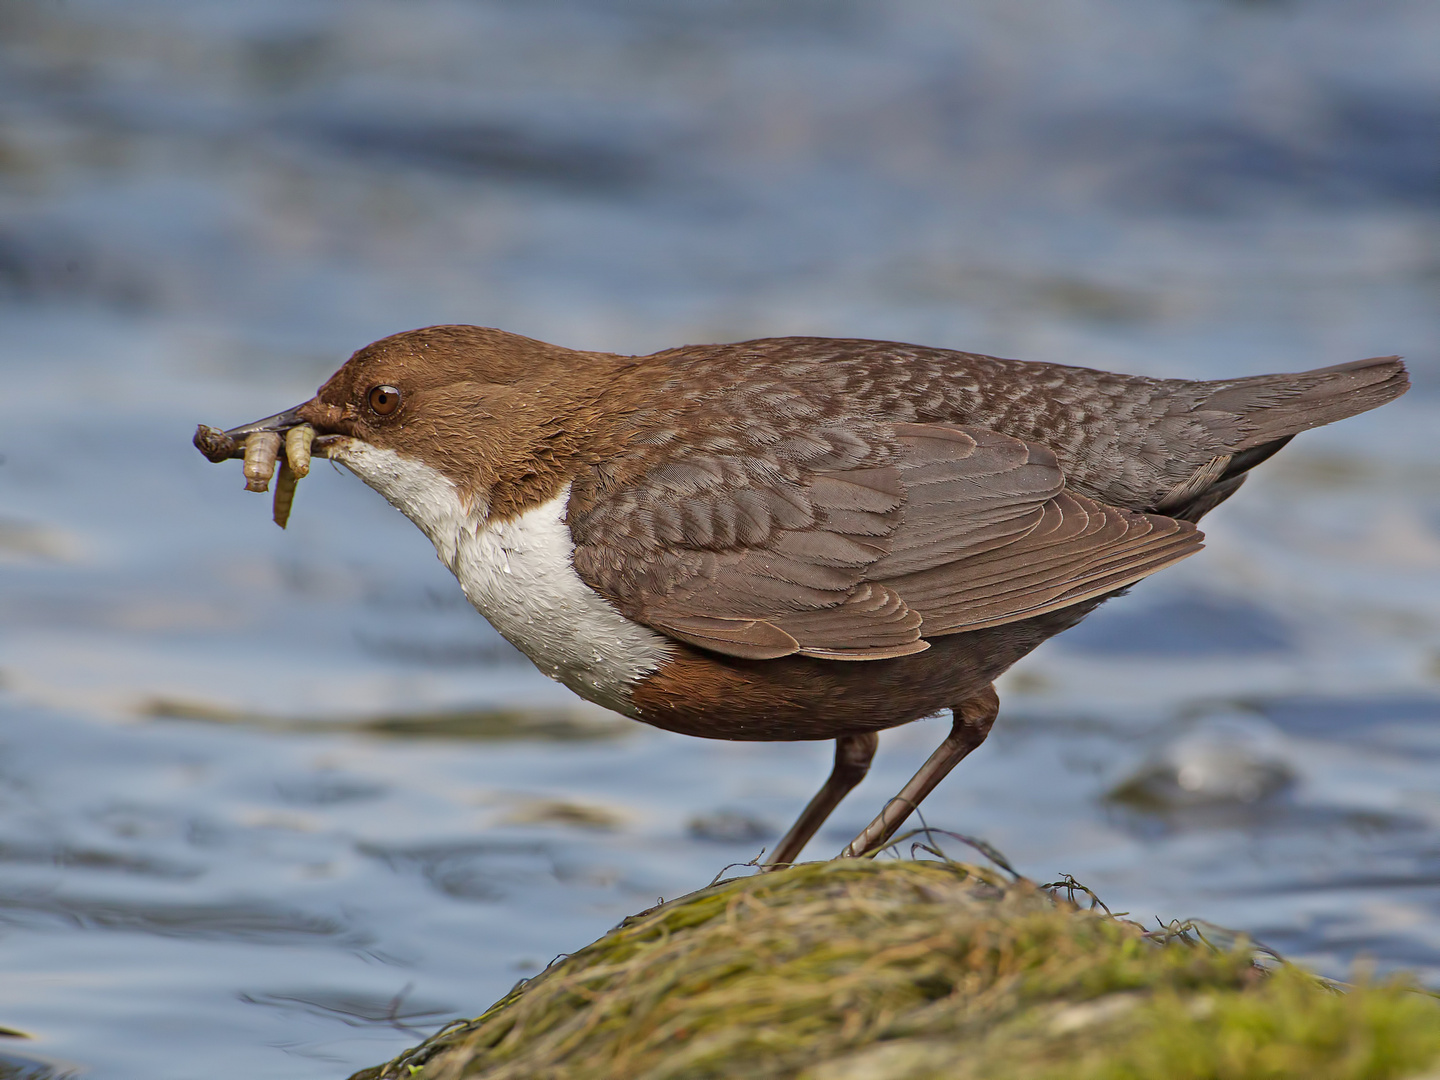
567,417,1203,662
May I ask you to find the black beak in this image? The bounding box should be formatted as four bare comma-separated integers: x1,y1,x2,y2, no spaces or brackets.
194,405,308,463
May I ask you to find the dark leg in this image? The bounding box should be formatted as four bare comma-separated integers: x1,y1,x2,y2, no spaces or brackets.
839,684,1000,859
764,732,878,869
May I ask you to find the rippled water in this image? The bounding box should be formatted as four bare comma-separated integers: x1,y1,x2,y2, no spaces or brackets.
1,0,1438,1076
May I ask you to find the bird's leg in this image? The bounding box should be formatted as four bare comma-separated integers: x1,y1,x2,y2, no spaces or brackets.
763,732,878,870
839,684,1000,859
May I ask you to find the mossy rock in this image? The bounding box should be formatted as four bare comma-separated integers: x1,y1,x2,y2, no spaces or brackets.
351,859,1440,1080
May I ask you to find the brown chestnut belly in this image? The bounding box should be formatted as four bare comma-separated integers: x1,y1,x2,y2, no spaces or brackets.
628,595,1110,741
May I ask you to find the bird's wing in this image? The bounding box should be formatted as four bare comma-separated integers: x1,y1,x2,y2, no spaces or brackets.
567,422,1202,661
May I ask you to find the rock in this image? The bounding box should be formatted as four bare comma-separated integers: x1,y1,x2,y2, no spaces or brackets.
349,859,1440,1080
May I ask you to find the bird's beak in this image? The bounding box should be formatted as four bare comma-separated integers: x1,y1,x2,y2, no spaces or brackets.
194,405,312,462
222,406,309,441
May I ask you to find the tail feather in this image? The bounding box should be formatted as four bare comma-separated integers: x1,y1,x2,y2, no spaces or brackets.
1199,355,1408,450
1153,355,1407,522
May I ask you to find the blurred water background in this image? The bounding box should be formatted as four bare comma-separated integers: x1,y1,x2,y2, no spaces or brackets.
1,0,1438,1076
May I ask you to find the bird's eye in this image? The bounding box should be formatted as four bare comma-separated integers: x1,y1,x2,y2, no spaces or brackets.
367,385,402,416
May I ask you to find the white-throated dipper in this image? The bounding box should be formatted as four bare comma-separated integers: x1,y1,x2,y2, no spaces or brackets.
195,328,1408,864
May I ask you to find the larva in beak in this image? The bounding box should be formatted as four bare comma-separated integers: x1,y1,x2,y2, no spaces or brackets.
286,425,314,478
272,426,316,528
242,432,282,493
272,459,297,528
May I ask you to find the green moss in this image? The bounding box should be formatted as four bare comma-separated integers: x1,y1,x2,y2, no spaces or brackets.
1054,973,1440,1080
351,860,1440,1080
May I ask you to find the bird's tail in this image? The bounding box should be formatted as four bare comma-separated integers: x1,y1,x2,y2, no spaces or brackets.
1156,355,1408,521
1198,354,1409,450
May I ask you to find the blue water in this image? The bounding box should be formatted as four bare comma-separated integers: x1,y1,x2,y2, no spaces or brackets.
1,1,1438,1075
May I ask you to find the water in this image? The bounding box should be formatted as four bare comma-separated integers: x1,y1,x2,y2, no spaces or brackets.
1,0,1438,1075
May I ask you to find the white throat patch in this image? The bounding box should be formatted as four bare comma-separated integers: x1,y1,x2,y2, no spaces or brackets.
330,440,669,716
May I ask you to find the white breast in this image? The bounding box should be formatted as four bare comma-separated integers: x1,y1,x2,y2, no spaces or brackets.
329,441,669,716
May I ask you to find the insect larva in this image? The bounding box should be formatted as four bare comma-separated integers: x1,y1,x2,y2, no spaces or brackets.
285,424,315,478
193,424,238,463
242,431,282,493
272,459,298,529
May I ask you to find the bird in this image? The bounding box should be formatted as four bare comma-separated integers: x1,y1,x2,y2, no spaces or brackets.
196,327,1408,866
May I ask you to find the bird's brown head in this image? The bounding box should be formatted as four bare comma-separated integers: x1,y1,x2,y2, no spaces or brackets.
302,325,565,439
219,324,633,523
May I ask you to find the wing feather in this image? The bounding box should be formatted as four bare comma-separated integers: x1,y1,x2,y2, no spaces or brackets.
568,420,1202,660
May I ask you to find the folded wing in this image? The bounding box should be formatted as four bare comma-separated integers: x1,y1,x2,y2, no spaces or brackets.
568,422,1202,661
